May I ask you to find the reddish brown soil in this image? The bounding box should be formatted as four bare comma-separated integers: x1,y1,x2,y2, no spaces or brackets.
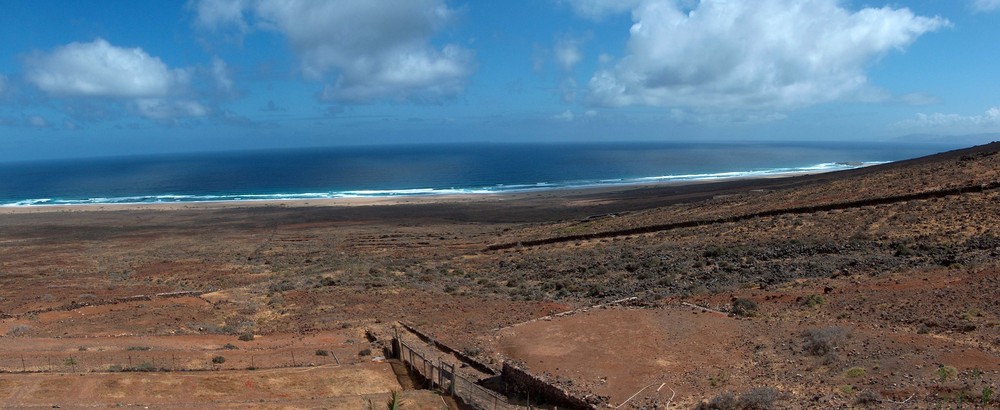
488,264,1000,408
0,365,447,408
1,142,999,408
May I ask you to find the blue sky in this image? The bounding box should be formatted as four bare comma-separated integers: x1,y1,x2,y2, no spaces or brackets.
0,0,998,161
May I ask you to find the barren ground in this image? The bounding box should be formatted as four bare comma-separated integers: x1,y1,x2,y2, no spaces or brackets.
2,142,1000,408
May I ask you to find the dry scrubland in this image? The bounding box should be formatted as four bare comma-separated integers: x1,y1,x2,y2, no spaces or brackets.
1,143,999,408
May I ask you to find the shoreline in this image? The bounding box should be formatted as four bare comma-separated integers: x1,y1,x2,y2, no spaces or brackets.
0,169,841,215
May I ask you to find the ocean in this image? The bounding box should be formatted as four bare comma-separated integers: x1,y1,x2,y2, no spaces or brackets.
0,141,959,207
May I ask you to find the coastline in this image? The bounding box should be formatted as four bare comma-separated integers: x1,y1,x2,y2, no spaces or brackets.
0,168,839,215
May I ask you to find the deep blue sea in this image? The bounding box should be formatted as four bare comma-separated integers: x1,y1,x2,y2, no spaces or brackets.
0,142,959,207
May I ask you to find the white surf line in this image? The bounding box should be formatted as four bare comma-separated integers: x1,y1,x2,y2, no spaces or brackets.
492,296,639,332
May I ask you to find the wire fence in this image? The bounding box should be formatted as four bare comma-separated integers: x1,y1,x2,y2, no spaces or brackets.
398,339,529,410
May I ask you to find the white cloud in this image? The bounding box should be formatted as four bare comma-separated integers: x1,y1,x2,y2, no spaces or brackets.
25,39,190,98
554,109,575,121
971,0,1000,12
563,0,644,19
894,106,1000,130
210,56,234,93
191,0,251,31
192,0,474,103
132,99,208,120
554,38,583,71
21,39,214,121
26,115,49,128
583,0,948,116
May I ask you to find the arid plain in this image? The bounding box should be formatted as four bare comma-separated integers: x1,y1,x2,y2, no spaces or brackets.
2,143,1000,408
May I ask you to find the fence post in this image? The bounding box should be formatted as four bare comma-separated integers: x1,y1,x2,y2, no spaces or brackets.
393,327,400,359
449,363,457,396
437,359,443,389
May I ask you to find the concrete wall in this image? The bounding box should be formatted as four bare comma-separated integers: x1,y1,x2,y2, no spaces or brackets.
501,362,597,410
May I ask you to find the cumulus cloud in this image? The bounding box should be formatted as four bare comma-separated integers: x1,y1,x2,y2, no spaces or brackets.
21,38,213,121
971,0,1000,12
191,0,251,31
893,106,1000,130
579,0,948,116
192,0,474,103
25,39,190,98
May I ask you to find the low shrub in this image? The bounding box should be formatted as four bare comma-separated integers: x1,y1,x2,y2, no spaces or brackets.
855,390,880,405
799,294,826,308
211,355,226,364
132,362,156,372
315,349,329,356
696,392,737,410
238,333,254,342
739,387,781,410
696,387,781,410
844,367,866,378
6,324,30,337
937,365,956,382
802,327,850,359
731,298,758,317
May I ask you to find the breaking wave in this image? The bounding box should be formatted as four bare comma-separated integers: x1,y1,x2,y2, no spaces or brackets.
1,161,884,207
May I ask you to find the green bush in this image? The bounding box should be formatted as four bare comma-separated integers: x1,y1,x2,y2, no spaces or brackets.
800,294,826,308
844,367,866,378
937,365,956,382
211,355,226,364
132,362,156,372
